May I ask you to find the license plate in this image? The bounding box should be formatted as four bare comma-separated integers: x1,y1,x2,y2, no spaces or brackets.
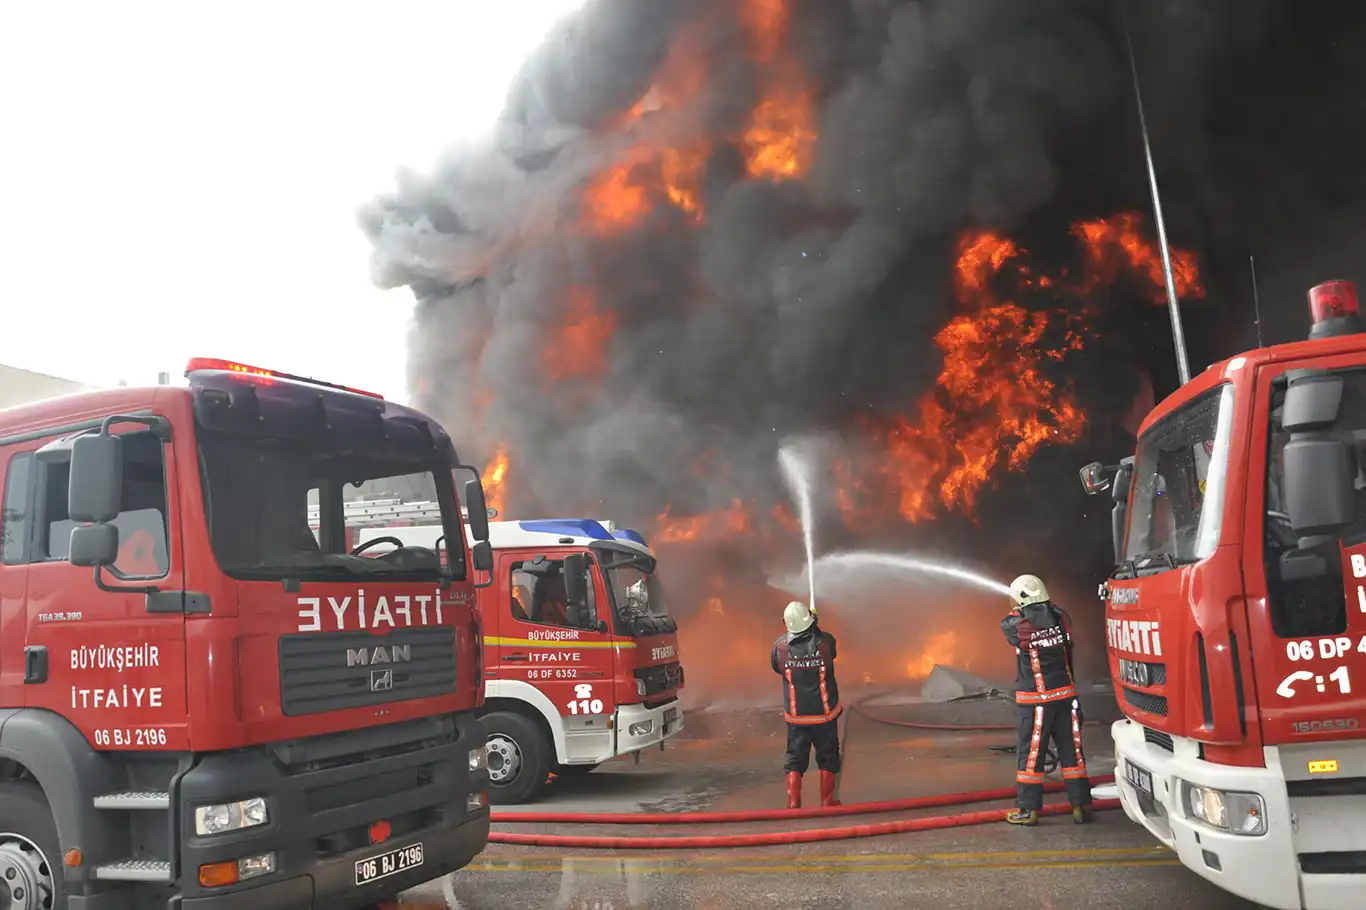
354,842,424,886
1125,760,1154,799
663,707,678,726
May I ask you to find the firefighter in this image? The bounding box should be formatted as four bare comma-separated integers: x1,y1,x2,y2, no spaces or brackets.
771,600,842,809
1000,574,1093,825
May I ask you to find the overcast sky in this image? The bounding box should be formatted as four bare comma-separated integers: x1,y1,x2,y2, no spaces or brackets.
0,1,584,403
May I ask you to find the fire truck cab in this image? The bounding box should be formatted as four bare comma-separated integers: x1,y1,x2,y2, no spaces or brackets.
356,518,685,804
0,358,493,909
1081,281,1366,909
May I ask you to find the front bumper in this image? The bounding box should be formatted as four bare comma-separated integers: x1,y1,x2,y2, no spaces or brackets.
613,699,684,755
1113,718,1363,910
176,714,490,909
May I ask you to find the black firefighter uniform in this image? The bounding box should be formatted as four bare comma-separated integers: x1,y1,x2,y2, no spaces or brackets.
771,625,843,808
1000,601,1093,822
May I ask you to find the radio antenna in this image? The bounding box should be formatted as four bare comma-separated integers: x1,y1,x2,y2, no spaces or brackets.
1249,255,1265,347
1121,2,1192,386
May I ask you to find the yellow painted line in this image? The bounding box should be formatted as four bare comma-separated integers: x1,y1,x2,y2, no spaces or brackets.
483,636,636,649
467,857,1179,874
480,846,1173,865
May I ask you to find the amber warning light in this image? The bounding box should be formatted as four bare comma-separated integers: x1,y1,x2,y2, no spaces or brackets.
1307,280,1366,340
184,357,384,399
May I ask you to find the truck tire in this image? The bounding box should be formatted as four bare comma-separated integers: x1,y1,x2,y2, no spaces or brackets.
554,762,601,778
0,781,65,909
483,711,550,805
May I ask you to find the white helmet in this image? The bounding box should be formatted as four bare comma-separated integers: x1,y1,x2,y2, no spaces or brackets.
783,601,815,635
1010,575,1050,608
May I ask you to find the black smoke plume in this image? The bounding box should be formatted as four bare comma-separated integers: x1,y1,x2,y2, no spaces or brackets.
357,0,1366,686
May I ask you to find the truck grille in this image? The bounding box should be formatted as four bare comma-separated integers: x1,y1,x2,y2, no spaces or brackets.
634,661,684,697
1121,686,1168,717
267,714,472,860
1143,727,1174,752
279,627,457,717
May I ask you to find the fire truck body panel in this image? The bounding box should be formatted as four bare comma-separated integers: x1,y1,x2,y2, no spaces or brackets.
1094,286,1366,908
356,516,685,803
0,364,491,907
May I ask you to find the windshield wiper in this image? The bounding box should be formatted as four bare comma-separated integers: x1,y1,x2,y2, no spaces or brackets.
1131,551,1177,570
1111,560,1137,580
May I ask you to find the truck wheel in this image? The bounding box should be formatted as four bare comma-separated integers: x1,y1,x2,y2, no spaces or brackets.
0,781,65,909
484,711,550,805
554,762,600,778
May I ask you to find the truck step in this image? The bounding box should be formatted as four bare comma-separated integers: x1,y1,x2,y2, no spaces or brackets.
93,791,170,810
94,859,173,882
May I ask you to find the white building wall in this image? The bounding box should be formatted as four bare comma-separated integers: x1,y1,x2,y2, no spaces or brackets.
0,364,97,410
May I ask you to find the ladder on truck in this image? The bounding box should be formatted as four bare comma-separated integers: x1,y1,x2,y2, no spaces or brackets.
307,498,445,530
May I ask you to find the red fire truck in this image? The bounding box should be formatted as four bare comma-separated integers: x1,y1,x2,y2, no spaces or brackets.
1081,281,1366,909
355,518,685,804
0,358,494,909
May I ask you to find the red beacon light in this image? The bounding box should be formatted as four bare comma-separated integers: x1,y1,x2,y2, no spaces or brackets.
183,358,384,399
1307,279,1366,340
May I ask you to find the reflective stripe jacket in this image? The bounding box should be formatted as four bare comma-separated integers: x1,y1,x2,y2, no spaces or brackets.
771,627,842,724
1001,601,1077,704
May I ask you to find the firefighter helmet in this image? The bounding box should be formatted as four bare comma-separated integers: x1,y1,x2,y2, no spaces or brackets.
783,601,815,635
1010,574,1050,608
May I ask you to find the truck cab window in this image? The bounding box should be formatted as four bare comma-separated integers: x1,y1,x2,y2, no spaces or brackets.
1,452,32,565
509,558,597,630
1123,384,1234,571
39,432,169,578
1263,369,1366,638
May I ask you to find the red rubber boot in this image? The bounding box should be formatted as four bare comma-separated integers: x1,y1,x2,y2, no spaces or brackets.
785,771,802,809
820,770,841,807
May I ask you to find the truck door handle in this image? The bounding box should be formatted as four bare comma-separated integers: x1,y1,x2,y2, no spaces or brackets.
503,653,528,662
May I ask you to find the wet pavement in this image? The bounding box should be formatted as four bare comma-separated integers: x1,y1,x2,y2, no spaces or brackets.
387,689,1260,909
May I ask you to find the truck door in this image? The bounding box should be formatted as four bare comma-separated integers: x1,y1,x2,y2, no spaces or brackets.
0,450,32,702
500,551,616,762
1244,359,1366,743
19,427,189,751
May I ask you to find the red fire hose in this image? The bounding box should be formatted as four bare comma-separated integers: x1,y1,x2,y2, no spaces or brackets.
489,798,1121,848
491,775,1115,825
849,699,1106,731
485,694,1121,848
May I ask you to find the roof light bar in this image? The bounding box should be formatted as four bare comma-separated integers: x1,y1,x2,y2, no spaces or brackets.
184,357,384,399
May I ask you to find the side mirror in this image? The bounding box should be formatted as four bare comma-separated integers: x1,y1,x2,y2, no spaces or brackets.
1283,373,1344,433
1110,459,1134,564
472,539,493,573
1079,462,1110,496
69,434,123,524
464,479,491,542
563,553,588,610
69,524,118,568
1283,435,1354,536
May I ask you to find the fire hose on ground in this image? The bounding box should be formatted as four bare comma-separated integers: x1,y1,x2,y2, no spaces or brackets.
486,697,1121,848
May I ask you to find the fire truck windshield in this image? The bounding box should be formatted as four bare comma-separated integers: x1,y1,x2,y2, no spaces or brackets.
600,557,676,634
196,428,461,582
1122,383,1236,573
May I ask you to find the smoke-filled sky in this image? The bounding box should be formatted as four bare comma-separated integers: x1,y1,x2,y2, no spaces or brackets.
359,0,1366,614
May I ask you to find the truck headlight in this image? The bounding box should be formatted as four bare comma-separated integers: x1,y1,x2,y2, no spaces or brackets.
469,747,487,772
629,720,653,736
1179,781,1266,836
194,798,269,836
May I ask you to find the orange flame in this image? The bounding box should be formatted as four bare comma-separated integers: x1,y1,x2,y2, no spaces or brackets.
831,213,1200,526
543,287,618,383
482,443,509,518
583,164,650,232
1074,213,1203,303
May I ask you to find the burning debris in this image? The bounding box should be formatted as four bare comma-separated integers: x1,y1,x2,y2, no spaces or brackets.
358,0,1285,705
